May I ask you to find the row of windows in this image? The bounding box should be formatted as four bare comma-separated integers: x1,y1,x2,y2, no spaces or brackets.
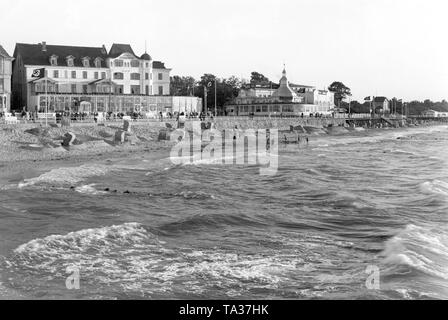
34,83,164,95
112,60,150,68
46,69,162,81
50,56,103,68
113,72,151,80
52,70,107,80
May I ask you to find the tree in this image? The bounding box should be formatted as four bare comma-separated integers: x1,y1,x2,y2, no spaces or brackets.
170,76,196,96
250,71,270,84
328,81,351,107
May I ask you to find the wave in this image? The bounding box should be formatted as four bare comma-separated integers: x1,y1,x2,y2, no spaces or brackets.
74,184,107,195
382,224,448,281
18,164,112,188
420,180,448,197
3,222,307,298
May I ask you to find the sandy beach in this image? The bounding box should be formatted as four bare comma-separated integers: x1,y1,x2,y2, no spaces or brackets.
0,122,176,185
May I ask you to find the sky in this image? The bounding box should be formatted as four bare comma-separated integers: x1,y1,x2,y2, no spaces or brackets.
1,0,447,101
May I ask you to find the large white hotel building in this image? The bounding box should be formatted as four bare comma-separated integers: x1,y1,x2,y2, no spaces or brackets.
12,42,201,115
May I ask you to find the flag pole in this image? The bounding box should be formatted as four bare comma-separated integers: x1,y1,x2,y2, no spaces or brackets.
45,71,48,127
214,79,217,117
204,85,207,115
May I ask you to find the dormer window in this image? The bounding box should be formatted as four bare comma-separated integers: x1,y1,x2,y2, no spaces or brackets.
50,55,58,66
82,57,90,68
66,55,75,67
94,57,102,68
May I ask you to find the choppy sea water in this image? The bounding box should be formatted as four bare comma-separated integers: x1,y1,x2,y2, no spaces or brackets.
1,126,448,300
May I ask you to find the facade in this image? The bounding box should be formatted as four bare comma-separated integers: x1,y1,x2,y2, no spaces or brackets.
226,68,334,116
422,109,448,117
0,45,13,113
12,42,200,115
152,61,171,95
372,96,390,113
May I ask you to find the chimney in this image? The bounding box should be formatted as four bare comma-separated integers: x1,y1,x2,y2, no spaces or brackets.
42,41,47,52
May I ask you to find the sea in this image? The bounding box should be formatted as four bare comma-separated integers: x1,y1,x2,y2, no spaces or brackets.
0,125,447,300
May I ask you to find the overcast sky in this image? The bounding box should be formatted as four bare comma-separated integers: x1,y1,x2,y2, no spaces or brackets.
1,0,447,101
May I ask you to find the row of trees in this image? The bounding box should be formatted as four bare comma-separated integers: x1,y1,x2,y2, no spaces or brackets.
170,72,274,114
326,81,448,115
170,74,447,116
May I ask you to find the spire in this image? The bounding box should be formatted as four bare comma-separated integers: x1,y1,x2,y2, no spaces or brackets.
145,40,147,53
282,63,286,76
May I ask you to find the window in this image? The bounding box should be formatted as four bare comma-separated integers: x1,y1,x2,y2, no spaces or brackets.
114,60,123,67
83,71,88,79
101,72,106,79
50,55,58,66
94,72,98,79
66,57,74,67
130,60,140,67
82,85,88,94
115,85,123,94
83,58,90,68
282,105,293,112
71,71,76,78
131,85,140,94
64,70,68,78
145,73,149,80
145,85,149,95
145,62,149,68
113,72,124,80
158,86,163,95
94,58,102,68
130,73,140,80
53,70,59,78
270,105,280,112
158,73,163,80
71,84,77,93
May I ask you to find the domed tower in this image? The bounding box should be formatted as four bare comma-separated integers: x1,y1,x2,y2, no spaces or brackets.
140,49,152,95
272,65,300,102
140,52,151,61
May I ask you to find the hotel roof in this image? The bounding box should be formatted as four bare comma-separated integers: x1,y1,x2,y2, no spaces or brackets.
153,61,168,69
14,43,109,67
108,43,136,58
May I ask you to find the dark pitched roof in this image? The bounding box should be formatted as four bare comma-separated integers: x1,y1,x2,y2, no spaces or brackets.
14,43,109,67
153,60,167,69
373,96,388,103
108,43,136,58
0,45,12,58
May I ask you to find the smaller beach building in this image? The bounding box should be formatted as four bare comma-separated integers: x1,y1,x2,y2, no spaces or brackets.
225,67,334,116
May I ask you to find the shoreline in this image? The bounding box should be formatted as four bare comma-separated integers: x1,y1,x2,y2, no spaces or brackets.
1,122,446,185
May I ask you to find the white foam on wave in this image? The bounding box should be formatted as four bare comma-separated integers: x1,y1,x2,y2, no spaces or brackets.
18,164,112,188
74,184,107,195
382,224,448,280
420,180,448,197
5,222,332,297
